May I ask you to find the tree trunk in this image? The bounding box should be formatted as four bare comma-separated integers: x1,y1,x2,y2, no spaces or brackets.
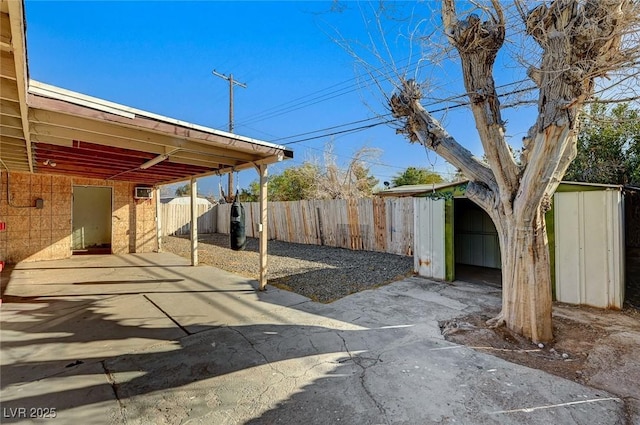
490,206,553,343
389,0,636,343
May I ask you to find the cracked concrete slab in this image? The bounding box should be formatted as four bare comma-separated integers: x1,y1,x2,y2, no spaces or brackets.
0,360,121,425
0,253,627,424
1,294,185,387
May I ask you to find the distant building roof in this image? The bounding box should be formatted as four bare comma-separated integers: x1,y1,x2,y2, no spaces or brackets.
161,196,214,206
376,180,623,197
376,181,469,197
559,181,623,189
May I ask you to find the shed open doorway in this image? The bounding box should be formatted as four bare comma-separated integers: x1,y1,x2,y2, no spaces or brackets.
454,198,502,286
72,186,112,255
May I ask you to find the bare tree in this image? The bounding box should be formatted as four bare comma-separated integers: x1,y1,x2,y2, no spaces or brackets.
385,0,640,342
315,143,381,199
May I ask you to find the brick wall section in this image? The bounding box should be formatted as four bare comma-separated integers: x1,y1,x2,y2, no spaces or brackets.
0,171,157,264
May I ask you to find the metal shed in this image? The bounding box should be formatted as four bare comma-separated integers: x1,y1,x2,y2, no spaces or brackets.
379,181,627,309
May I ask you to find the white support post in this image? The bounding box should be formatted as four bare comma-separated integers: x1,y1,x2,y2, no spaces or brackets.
258,164,268,290
190,177,198,266
156,187,162,252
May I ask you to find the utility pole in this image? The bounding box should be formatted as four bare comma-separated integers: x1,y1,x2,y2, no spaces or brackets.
212,69,247,202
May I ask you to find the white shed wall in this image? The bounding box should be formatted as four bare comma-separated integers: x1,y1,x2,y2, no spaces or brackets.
413,198,446,279
554,190,625,308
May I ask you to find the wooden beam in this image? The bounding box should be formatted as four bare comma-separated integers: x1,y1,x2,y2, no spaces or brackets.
31,133,223,169
0,82,18,102
190,177,198,266
0,12,11,47
160,152,290,186
33,141,215,175
1,134,27,146
0,40,12,52
0,125,24,139
0,151,27,162
1,98,21,117
258,164,268,290
0,51,16,80
29,109,254,164
156,186,163,252
30,123,240,169
0,114,22,129
28,93,285,158
6,0,33,173
0,156,29,168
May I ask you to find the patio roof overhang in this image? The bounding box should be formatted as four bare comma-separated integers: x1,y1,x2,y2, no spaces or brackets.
1,0,287,289
0,1,293,186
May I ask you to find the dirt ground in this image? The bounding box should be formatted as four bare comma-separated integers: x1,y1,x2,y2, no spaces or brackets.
441,304,640,422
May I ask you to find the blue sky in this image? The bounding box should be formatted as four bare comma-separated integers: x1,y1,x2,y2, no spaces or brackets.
24,1,538,197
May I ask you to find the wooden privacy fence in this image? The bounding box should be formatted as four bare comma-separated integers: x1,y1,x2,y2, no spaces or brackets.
161,198,414,256
160,204,216,236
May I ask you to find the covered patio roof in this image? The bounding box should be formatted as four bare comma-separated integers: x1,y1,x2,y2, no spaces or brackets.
0,1,293,186
0,0,291,289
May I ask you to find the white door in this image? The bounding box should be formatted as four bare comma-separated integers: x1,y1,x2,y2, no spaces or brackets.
72,186,112,251
554,190,624,308
414,197,446,279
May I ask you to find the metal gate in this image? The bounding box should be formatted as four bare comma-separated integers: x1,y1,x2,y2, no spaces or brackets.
413,197,445,279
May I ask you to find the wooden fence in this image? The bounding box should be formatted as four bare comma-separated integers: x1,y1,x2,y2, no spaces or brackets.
161,198,414,256
160,204,216,236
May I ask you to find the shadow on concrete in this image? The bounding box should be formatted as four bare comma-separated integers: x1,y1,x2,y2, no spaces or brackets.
0,263,16,300
1,253,375,422
0,253,624,424
0,294,388,423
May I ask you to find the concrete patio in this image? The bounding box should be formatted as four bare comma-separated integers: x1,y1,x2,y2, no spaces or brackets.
0,253,625,424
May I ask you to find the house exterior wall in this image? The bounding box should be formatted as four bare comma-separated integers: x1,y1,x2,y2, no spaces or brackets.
0,171,157,264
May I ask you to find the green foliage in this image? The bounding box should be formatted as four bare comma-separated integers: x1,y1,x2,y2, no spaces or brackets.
174,184,190,196
238,164,320,202
352,162,379,196
238,183,259,202
565,103,640,185
240,146,380,201
268,163,320,201
391,167,444,187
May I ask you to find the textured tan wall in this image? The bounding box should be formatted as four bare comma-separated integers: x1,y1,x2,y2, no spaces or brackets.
0,171,157,264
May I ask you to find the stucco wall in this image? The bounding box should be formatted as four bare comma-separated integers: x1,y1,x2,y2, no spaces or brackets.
0,171,157,264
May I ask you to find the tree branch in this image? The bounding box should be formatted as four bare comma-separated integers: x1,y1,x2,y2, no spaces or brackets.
442,0,520,214
518,0,637,220
390,79,497,191
465,180,497,214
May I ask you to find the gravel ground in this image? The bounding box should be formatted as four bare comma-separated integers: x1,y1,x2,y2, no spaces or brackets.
161,234,414,303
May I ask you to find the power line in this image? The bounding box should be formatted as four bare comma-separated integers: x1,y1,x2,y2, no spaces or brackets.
285,82,534,145
275,116,389,143
291,142,409,171
281,120,394,146
231,48,530,128
231,57,431,128
271,83,537,146
227,81,538,179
